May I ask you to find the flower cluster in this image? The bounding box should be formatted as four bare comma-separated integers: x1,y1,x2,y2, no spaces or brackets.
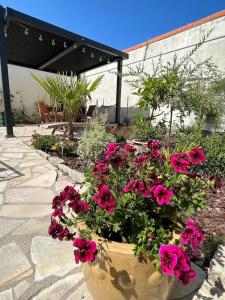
170,148,206,173
159,244,196,285
181,220,205,255
48,140,209,286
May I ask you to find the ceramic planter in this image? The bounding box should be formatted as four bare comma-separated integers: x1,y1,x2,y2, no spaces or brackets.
82,232,174,300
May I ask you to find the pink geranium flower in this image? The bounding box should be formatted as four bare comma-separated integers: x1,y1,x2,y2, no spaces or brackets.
153,184,173,205
93,184,116,213
188,148,206,165
170,153,190,173
93,160,109,179
73,238,97,264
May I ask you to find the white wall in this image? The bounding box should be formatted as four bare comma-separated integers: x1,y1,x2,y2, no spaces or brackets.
85,15,225,123
7,14,225,123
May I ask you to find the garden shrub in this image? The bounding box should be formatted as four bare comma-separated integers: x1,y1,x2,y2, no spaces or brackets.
32,135,59,152
77,114,116,163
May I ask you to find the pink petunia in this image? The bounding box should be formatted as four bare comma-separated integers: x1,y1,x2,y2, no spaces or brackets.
73,237,97,264
188,148,206,165
170,153,190,173
104,143,120,159
124,179,138,192
153,184,173,205
93,184,116,213
124,144,136,153
93,160,109,179
48,218,71,241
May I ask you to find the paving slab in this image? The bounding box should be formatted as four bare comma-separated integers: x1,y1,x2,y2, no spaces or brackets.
0,288,13,300
33,273,83,300
18,170,57,188
12,218,49,236
0,205,51,218
14,280,31,299
0,218,25,238
5,188,55,204
66,282,93,300
31,236,79,281
0,243,33,288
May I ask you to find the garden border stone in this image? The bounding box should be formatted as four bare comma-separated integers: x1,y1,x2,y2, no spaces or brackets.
27,144,85,184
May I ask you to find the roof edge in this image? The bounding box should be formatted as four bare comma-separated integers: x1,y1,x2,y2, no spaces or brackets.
123,9,225,53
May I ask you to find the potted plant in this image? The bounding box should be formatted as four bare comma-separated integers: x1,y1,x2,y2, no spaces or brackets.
48,140,209,300
32,72,103,138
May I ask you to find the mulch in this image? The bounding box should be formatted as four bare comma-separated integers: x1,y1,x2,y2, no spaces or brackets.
195,179,225,237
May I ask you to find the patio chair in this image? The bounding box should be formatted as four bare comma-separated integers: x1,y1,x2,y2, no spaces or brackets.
80,105,96,122
38,100,64,123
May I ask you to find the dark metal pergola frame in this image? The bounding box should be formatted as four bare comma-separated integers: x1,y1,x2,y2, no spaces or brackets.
0,6,128,137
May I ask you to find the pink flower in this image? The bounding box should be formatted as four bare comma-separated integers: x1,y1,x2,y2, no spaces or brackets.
170,153,190,173
73,237,97,264
134,155,149,168
159,245,179,276
159,244,196,285
52,195,66,209
68,199,90,213
148,173,162,185
147,139,161,150
188,148,206,165
153,185,173,205
93,161,109,179
181,220,205,255
48,218,71,240
104,143,120,159
93,184,116,213
124,179,138,192
124,144,136,153
52,206,64,217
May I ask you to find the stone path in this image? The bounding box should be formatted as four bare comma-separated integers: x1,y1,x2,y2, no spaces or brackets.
0,130,92,300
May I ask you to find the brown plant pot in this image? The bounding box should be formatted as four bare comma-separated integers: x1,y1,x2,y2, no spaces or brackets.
82,232,175,300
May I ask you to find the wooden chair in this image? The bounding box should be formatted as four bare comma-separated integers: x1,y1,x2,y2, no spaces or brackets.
80,105,96,122
38,100,64,123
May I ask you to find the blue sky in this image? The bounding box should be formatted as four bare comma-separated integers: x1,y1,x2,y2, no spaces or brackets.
1,0,225,50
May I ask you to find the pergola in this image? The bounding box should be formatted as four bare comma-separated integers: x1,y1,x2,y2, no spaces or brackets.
0,6,128,137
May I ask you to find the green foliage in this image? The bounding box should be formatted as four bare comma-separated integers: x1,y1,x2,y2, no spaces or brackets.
32,135,59,152
175,131,225,177
77,114,116,163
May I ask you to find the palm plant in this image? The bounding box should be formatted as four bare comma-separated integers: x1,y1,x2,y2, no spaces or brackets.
32,72,103,137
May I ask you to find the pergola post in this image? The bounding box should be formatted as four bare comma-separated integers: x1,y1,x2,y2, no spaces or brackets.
0,6,13,137
115,59,122,124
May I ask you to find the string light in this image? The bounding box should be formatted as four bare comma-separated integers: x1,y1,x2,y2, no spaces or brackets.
73,42,78,49
24,28,29,35
107,59,110,64
64,41,67,48
82,47,86,53
91,52,94,59
99,56,103,62
52,39,55,46
39,34,43,42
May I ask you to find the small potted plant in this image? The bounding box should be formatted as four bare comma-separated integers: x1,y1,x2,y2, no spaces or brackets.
48,140,209,300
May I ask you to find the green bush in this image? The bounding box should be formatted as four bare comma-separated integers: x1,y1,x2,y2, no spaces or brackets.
32,135,59,152
77,114,116,163
175,131,225,177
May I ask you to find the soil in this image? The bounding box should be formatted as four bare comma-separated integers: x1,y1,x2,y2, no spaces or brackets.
195,178,225,237
63,155,87,173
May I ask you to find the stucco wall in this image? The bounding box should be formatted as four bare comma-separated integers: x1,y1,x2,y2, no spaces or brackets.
7,14,225,123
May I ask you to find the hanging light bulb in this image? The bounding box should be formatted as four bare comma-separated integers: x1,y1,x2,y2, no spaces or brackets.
99,56,103,62
91,52,94,59
82,47,86,53
107,59,110,64
73,42,78,49
39,34,43,42
64,41,67,48
24,28,29,35
52,39,55,46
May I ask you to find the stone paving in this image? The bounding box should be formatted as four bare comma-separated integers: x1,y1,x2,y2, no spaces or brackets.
0,126,92,300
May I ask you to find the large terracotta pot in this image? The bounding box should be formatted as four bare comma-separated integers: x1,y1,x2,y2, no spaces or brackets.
82,232,175,300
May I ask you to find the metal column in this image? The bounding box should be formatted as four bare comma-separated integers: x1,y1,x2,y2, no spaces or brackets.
0,6,13,137
115,59,122,124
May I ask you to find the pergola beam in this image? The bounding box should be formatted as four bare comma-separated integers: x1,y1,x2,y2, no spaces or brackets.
39,44,76,70
115,60,123,124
